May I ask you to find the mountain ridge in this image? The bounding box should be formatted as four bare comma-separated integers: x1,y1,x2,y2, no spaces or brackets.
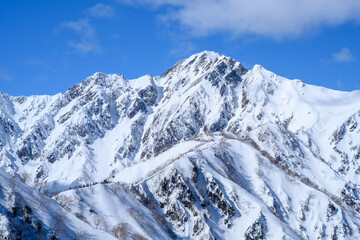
0,51,360,239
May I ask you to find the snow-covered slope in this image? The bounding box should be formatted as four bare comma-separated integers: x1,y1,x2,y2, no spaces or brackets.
0,51,360,239
0,168,115,239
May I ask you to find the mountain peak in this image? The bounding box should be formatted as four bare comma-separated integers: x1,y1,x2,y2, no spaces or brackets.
76,72,127,91
160,51,246,86
189,50,224,62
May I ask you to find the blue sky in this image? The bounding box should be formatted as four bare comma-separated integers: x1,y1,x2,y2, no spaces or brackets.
1,0,360,96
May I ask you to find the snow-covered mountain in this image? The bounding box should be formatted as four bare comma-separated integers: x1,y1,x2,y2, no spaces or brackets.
1,51,360,239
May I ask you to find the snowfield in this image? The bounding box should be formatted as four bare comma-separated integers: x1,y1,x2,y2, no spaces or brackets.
0,51,360,239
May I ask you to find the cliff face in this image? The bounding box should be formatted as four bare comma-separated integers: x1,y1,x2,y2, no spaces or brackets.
0,51,360,239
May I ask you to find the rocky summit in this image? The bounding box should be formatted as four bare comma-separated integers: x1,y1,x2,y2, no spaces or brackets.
0,51,360,239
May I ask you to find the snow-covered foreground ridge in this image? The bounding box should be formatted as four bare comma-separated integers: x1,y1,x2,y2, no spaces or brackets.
1,51,360,239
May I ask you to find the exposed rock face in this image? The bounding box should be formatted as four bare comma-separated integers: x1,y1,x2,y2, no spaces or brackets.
0,51,360,239
245,213,268,240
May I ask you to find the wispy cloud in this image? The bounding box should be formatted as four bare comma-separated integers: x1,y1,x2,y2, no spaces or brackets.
337,79,344,89
0,67,13,82
123,0,360,39
332,48,356,63
60,18,100,54
59,3,116,54
109,34,121,40
61,18,95,38
67,40,101,54
170,41,196,58
86,3,115,18
27,58,54,71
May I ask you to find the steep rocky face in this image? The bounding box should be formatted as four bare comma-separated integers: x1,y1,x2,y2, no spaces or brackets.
0,93,18,151
0,73,161,190
141,52,247,157
329,111,360,173
0,51,360,239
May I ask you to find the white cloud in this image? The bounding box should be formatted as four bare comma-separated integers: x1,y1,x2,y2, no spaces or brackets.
332,48,356,62
86,4,115,18
61,19,100,54
124,0,360,39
